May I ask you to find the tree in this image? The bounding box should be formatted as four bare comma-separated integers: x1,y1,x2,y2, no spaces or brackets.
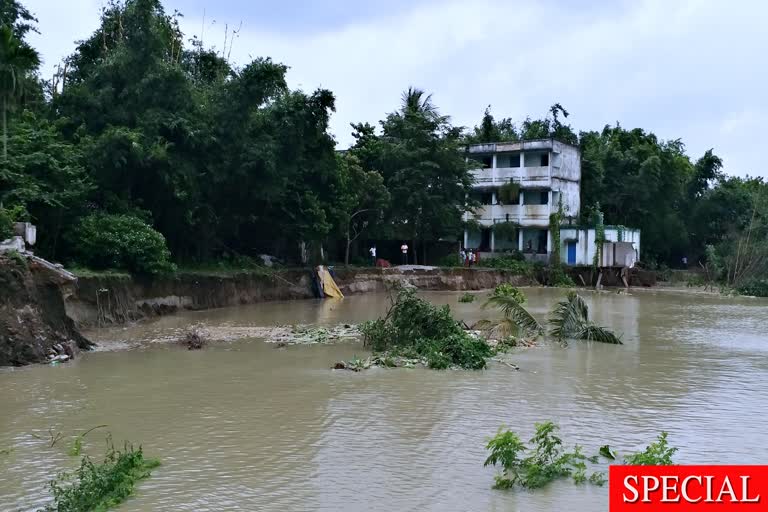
465,105,518,143
0,111,92,258
0,24,39,159
361,87,476,264
335,152,390,264
579,125,696,264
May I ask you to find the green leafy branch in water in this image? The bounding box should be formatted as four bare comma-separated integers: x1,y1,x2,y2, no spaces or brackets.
458,292,476,303
484,421,597,489
485,423,677,490
40,436,160,512
69,425,109,457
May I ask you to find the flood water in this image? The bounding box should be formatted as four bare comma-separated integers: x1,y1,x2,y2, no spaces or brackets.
1,288,767,511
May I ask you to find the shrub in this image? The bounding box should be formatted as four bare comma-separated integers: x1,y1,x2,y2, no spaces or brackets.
623,432,677,466
458,292,475,303
0,207,13,241
42,439,160,512
480,256,534,275
485,421,594,489
485,422,677,491
491,283,526,304
547,267,575,287
70,214,176,275
438,254,462,267
360,288,492,369
737,279,768,297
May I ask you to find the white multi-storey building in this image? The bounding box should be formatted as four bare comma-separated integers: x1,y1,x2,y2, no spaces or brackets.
463,138,640,266
464,139,580,257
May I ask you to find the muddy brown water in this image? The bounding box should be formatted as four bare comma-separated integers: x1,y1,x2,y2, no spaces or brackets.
1,288,767,511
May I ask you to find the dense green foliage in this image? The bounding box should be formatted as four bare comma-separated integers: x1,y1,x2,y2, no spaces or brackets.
71,214,175,274
485,422,677,491
491,283,526,304
360,288,492,369
622,432,677,466
479,255,534,275
41,441,160,512
0,205,13,239
458,292,475,303
1,0,766,288
484,421,598,489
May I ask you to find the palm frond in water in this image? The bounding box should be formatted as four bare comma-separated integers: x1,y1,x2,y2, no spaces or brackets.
484,295,543,336
550,292,622,344
549,291,589,340
580,323,623,344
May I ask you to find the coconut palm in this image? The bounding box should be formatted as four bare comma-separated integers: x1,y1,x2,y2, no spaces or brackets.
0,25,40,160
549,291,622,344
400,86,444,122
480,292,543,338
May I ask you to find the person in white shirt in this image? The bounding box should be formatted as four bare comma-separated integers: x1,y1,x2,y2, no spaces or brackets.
400,243,408,265
369,246,377,266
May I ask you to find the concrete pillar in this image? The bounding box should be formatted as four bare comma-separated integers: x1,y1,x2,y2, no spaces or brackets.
491,229,495,253
518,229,523,251
463,229,468,249
546,230,552,255
492,154,497,184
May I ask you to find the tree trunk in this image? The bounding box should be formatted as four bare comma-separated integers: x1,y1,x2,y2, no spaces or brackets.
2,96,7,161
345,231,351,265
411,238,417,265
422,240,427,266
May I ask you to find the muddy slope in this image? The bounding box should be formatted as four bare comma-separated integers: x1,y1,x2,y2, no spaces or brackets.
67,267,537,328
0,256,92,366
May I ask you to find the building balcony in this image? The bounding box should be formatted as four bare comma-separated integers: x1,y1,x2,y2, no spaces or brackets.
468,204,550,227
470,166,551,188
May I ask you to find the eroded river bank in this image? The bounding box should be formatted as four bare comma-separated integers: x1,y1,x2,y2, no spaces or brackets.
2,288,768,511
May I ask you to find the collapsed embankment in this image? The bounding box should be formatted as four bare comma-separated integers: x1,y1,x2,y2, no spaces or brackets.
66,267,537,328
0,255,92,366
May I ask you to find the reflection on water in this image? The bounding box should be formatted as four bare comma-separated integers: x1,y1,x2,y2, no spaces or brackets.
1,288,767,511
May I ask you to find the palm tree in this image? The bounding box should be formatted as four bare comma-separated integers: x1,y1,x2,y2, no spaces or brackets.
0,25,40,160
400,86,444,121
480,292,543,338
549,291,622,344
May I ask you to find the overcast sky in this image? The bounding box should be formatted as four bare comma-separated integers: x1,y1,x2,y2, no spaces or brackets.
23,0,767,178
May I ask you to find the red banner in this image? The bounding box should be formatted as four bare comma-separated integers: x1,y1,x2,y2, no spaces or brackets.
609,466,768,511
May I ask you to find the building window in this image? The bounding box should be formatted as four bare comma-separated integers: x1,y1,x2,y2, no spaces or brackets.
481,156,492,168
540,153,549,166
510,153,521,168
540,191,549,205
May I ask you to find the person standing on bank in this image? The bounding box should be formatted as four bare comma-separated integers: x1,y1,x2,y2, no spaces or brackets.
369,245,377,266
400,243,409,265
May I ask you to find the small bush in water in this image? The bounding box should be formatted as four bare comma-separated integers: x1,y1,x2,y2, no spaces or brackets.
491,283,526,304
360,288,492,369
458,292,475,303
485,422,677,490
41,439,160,512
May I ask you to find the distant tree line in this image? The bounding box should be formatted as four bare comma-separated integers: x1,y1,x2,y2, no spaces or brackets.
0,0,765,292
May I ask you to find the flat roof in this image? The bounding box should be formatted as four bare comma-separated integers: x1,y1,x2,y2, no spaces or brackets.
466,138,579,154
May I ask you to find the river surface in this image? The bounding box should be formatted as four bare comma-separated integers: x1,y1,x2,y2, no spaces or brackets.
1,288,767,511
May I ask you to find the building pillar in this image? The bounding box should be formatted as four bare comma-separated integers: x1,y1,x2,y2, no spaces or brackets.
518,229,523,251
546,230,552,255
491,229,495,253
492,154,497,184
463,229,468,249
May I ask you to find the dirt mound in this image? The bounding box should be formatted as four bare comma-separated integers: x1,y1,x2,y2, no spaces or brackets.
0,255,92,366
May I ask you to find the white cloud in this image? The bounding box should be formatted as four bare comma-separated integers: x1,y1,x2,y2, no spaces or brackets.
22,0,768,177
